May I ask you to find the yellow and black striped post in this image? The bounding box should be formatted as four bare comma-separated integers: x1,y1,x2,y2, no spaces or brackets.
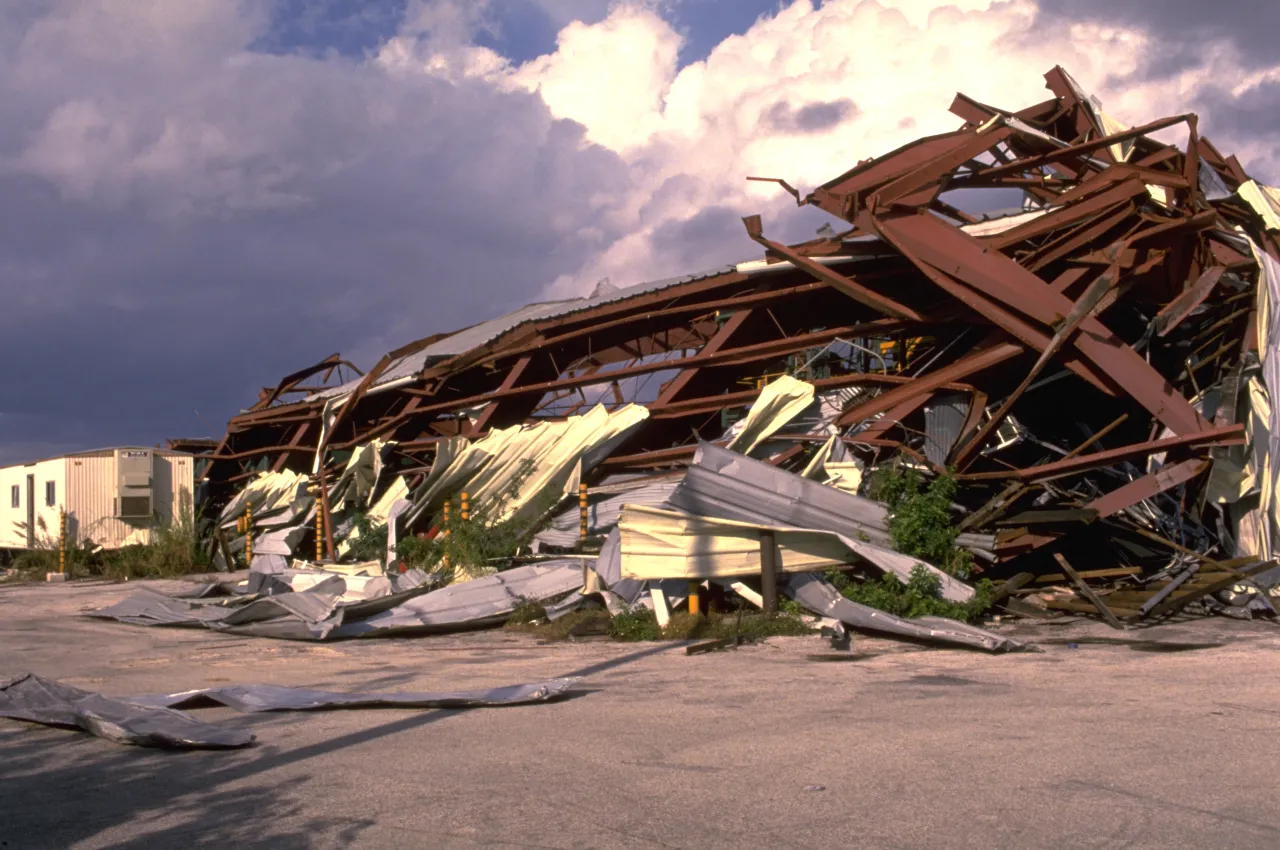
315,503,324,563
244,505,253,565
441,498,451,568
579,482,589,539
59,509,67,576
460,492,470,523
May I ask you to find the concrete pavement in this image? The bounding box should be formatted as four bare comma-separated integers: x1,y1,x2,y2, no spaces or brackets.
2,577,1279,849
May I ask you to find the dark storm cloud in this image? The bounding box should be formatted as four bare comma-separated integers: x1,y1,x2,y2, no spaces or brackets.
0,2,629,464
649,205,748,271
762,98,859,133
1190,79,1280,142
1033,1,1280,75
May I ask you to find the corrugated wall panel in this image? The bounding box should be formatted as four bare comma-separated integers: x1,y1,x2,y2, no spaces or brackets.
67,453,130,548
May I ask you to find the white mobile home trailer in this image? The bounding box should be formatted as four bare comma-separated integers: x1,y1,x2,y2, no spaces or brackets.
0,447,195,551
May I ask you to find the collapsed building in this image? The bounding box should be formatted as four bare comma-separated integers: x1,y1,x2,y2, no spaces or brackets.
110,65,1280,644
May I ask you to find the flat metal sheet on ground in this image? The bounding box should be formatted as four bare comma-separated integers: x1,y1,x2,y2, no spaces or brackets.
0,673,255,750
128,678,580,713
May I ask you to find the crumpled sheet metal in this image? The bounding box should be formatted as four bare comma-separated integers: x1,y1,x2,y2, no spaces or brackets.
406,403,649,530
1,673,580,750
672,442,995,553
333,562,585,636
88,572,433,641
725,375,816,455
0,673,254,749
534,477,682,550
129,678,580,713
617,504,975,603
90,581,345,640
784,573,1029,653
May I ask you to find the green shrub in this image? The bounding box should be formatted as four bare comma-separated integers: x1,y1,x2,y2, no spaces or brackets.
12,492,212,581
602,605,813,642
608,607,664,641
100,497,212,580
867,462,974,579
392,459,559,575
344,512,389,563
829,565,996,623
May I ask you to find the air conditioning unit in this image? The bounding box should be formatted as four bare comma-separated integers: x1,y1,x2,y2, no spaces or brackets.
116,448,154,519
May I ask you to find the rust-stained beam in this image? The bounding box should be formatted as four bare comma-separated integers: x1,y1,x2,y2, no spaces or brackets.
838,343,1022,427
874,211,1212,435
652,308,755,406
952,257,1123,468
964,426,1241,483
1155,266,1226,337
468,355,534,435
742,216,924,320
270,422,313,473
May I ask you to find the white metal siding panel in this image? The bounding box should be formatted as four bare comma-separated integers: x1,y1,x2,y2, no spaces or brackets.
155,453,194,525
1,449,195,550
66,453,136,549
29,459,68,548
0,466,29,548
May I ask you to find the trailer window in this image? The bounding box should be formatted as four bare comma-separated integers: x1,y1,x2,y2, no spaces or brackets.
44,481,55,507
10,486,17,508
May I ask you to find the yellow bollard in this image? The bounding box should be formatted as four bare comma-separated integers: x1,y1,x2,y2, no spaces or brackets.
579,482,589,539
314,504,324,563
441,499,451,569
460,492,470,523
687,581,701,616
59,509,67,576
244,505,253,565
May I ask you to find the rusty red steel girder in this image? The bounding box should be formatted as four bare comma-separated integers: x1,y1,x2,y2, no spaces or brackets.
202,64,1273,609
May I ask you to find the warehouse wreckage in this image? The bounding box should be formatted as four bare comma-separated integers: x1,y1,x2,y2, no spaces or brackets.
100,66,1280,647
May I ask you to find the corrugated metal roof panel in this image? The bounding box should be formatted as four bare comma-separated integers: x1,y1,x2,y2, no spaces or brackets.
309,265,739,402
533,476,683,550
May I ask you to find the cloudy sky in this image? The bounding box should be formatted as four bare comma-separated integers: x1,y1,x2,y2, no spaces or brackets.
1,0,1276,464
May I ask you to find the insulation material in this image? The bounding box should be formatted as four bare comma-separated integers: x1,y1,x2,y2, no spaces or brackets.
726,376,815,455
617,504,973,602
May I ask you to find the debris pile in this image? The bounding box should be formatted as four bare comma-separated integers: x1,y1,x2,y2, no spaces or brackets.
115,65,1280,644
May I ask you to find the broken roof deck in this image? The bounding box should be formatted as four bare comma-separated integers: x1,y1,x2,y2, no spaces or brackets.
196,64,1280,629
